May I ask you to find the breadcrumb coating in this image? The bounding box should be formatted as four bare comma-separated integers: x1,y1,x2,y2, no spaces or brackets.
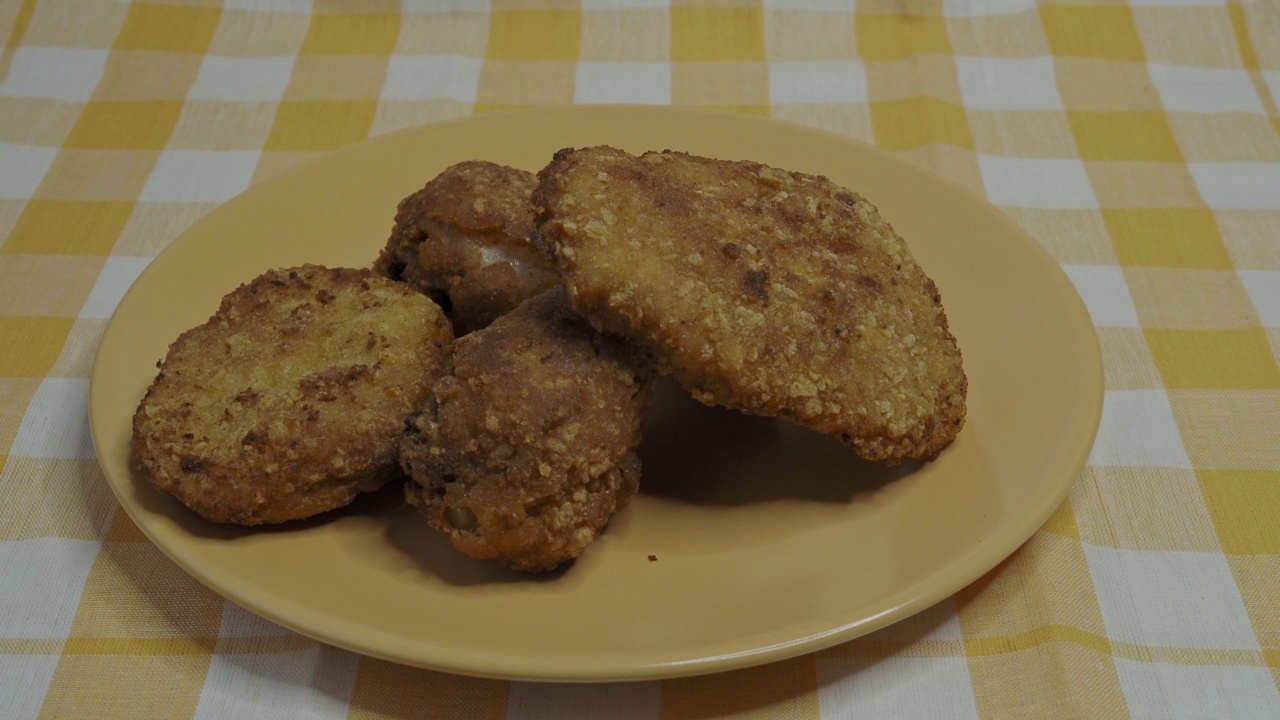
374,160,559,335
534,146,967,462
132,265,454,525
401,288,652,573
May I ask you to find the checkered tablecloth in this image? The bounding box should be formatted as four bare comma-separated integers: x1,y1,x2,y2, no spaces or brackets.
3,0,1279,717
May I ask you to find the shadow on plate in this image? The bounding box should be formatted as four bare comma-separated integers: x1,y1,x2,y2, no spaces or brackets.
638,379,919,506
130,467,408,541
383,505,571,586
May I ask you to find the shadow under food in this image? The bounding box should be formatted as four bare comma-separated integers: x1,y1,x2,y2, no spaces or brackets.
637,378,919,506
383,501,571,586
131,466,409,541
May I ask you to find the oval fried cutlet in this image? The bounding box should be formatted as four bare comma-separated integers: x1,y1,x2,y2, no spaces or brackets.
534,147,967,462
401,288,652,573
374,160,559,335
132,265,454,525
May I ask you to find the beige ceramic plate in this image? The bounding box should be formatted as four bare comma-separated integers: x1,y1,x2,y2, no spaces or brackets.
90,106,1102,682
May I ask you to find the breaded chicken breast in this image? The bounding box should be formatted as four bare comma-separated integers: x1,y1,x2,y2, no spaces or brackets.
132,265,454,525
374,160,559,335
400,288,652,573
534,147,966,462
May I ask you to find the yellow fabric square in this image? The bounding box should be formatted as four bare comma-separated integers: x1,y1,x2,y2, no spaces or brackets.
671,7,765,62
1074,467,1222,553
1126,268,1259,330
1069,111,1183,162
264,100,377,152
580,9,670,62
671,61,769,107
1040,497,1080,541
40,149,160,201
764,10,856,61
967,645,1128,719
1172,390,1280,470
1104,208,1233,269
1097,327,1165,390
661,655,819,717
300,12,400,56
487,10,581,61
856,13,952,61
0,316,76,377
0,458,115,540
0,256,103,317
477,59,577,106
112,2,220,53
1199,470,1280,554
285,56,390,101
38,655,210,720
3,200,134,256
1041,4,1145,62
63,100,184,150
870,97,974,151
348,658,509,719
1146,328,1280,389
93,51,205,102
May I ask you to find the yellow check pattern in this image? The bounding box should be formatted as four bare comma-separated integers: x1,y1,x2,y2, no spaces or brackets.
2,0,1279,717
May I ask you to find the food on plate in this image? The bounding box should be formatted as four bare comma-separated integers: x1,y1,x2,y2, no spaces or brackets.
131,265,454,525
533,146,967,462
374,160,559,335
401,287,652,572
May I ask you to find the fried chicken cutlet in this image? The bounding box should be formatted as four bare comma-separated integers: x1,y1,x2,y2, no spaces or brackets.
401,288,652,573
374,161,559,335
534,147,966,462
132,265,454,525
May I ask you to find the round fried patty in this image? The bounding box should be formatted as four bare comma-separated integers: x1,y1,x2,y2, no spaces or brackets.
534,147,967,462
374,160,559,335
132,265,454,525
401,288,652,573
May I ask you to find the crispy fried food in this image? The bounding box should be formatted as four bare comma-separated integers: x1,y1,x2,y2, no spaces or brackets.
401,288,652,573
374,160,559,335
533,147,966,462
132,265,454,525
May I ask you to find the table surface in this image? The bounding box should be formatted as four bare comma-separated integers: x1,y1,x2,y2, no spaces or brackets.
2,1,1278,718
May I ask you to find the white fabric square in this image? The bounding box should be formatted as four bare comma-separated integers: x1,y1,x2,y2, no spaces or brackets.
0,654,60,720
1264,72,1280,109
955,56,1063,111
764,0,854,11
141,151,259,203
188,56,295,102
1189,163,1280,210
0,538,100,637
382,55,482,103
507,681,661,720
943,0,1037,18
218,600,293,638
817,657,980,720
219,0,313,13
194,647,359,720
0,48,107,101
0,143,57,200
769,61,868,105
1238,270,1280,326
1088,390,1192,469
1115,659,1280,720
1061,264,1141,328
977,155,1098,209
575,62,671,105
80,256,152,320
1085,547,1259,650
11,379,94,460
1148,64,1264,114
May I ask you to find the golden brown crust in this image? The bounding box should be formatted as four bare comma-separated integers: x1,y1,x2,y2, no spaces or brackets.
534,146,967,462
132,265,454,525
374,160,559,335
400,287,652,573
